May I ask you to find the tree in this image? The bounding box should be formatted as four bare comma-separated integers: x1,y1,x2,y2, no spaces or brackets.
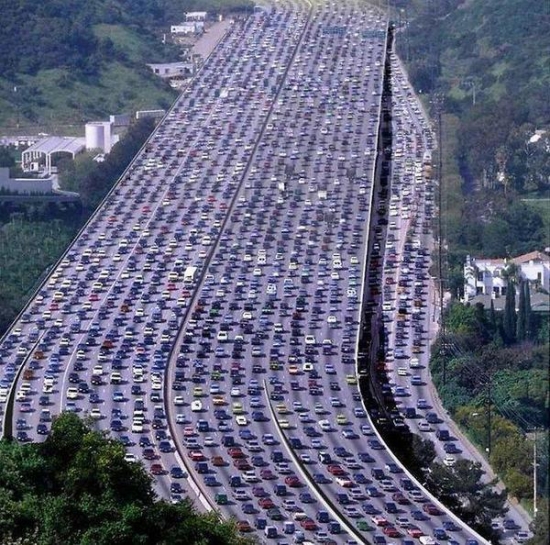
517,279,526,341
425,459,507,538
0,413,248,545
0,147,15,168
527,498,549,545
503,281,517,345
524,281,533,340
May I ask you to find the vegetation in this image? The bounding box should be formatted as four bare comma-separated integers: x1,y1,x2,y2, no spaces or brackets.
0,0,252,131
398,0,549,195
59,117,156,208
0,413,248,545
396,0,550,304
430,301,549,513
386,430,506,540
0,208,82,336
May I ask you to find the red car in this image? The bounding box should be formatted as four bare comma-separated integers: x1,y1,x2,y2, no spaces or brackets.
260,468,276,480
392,492,411,505
228,448,246,458
407,526,424,538
236,521,253,533
327,464,346,476
150,464,164,475
285,475,302,488
383,526,401,538
233,459,252,471
258,497,275,509
300,518,317,531
423,503,442,516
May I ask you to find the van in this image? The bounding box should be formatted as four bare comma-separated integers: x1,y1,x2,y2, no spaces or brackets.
229,475,242,488
265,525,277,538
283,521,295,534
271,450,284,463
195,461,208,474
328,521,341,534
316,511,329,523
221,435,235,447
275,484,287,496
436,429,450,441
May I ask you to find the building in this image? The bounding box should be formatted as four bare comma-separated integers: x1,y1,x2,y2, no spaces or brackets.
147,62,193,79
185,11,207,21
85,121,114,153
21,136,86,174
171,22,204,35
464,251,550,301
0,167,54,194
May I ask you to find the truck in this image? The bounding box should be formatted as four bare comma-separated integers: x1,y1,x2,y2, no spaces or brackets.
184,266,198,283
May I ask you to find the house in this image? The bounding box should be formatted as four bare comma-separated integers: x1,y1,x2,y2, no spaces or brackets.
464,251,550,301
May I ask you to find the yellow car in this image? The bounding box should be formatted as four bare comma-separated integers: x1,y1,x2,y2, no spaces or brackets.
193,387,204,397
276,404,289,414
336,414,348,425
279,419,292,429
232,402,244,414
346,374,358,385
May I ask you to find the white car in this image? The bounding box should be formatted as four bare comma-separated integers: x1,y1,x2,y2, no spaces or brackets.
66,388,78,400
443,455,456,467
236,416,248,426
89,408,102,420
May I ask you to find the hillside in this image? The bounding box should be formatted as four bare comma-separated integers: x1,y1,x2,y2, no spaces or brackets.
0,0,252,133
398,0,550,197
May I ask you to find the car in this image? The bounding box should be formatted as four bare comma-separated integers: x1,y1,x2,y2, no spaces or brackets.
371,516,389,527
300,518,317,531
235,416,248,426
423,503,442,516
407,526,424,538
150,464,164,475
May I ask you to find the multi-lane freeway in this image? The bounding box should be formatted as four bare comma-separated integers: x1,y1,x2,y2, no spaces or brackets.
0,1,529,544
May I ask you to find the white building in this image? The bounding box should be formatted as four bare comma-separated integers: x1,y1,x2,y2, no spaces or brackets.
85,121,114,153
147,62,193,79
185,11,207,21
171,22,204,35
464,251,550,301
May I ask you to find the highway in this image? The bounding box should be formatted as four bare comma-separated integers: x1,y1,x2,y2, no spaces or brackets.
0,1,524,544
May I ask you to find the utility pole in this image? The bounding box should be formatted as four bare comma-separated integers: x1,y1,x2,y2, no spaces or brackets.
533,429,538,517
486,371,492,456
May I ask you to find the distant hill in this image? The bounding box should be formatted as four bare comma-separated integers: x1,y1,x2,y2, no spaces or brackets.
397,0,550,195
0,0,252,133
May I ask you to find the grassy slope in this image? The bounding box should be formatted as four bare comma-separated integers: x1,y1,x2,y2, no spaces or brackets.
0,23,177,133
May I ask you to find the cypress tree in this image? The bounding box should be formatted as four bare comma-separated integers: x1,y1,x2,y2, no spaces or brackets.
503,281,517,344
489,299,497,334
524,281,533,340
516,279,526,341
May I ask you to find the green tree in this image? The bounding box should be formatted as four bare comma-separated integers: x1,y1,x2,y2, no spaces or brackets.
503,281,517,345
425,459,507,538
0,413,248,545
517,279,526,341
